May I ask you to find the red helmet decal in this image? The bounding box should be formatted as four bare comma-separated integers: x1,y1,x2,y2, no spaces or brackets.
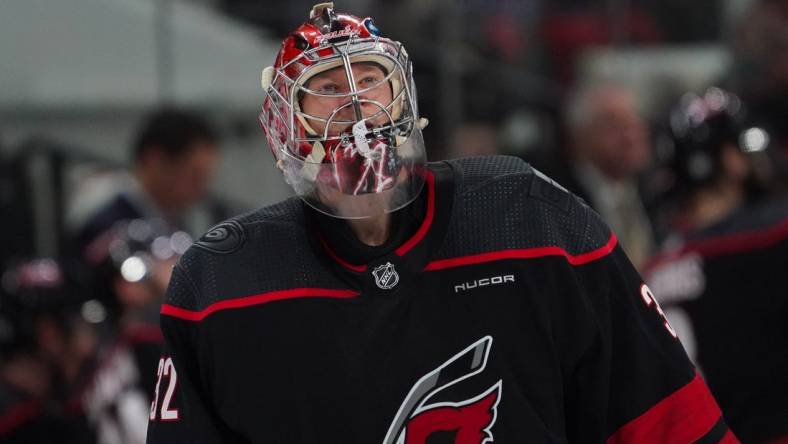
274,11,373,76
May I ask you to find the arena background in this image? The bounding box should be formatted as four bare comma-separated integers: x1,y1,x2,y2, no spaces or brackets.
2,0,777,256
0,0,786,442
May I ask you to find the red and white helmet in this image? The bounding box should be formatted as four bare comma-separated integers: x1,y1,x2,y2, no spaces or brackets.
260,3,428,219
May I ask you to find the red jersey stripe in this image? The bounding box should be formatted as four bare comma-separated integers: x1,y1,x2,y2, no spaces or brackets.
319,236,368,272
606,372,728,444
423,233,618,271
396,170,436,257
161,288,360,322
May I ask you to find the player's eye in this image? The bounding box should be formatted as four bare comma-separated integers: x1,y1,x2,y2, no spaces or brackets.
317,83,339,94
359,76,380,87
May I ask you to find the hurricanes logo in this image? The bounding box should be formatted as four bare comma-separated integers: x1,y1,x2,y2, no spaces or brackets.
372,262,399,290
383,336,502,444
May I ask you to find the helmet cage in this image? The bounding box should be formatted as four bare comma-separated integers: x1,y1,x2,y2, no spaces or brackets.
263,35,417,153
260,32,427,219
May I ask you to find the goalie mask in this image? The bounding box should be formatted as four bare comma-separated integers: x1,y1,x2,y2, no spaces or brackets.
260,2,428,219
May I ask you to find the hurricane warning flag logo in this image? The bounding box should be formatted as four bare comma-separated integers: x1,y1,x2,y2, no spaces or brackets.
383,336,502,444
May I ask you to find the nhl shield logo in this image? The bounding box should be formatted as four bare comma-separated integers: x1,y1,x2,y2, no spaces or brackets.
372,262,399,290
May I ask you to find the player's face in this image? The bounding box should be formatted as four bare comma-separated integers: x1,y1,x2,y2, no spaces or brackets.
300,63,393,137
145,141,220,211
584,89,651,180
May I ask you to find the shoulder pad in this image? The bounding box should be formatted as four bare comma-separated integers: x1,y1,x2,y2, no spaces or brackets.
194,220,246,254
529,168,571,212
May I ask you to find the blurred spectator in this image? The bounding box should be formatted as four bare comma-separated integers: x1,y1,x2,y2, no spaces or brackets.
542,83,656,269
0,259,97,443
71,108,220,255
729,0,788,188
654,88,772,232
62,108,219,443
77,221,191,444
0,223,192,444
644,87,788,444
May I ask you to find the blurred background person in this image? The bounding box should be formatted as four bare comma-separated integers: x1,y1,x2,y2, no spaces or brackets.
58,109,221,443
0,227,190,444
728,0,788,189
539,83,656,269
70,108,221,255
77,221,191,444
644,87,787,444
61,108,214,444
653,88,774,234
68,107,219,336
0,259,98,443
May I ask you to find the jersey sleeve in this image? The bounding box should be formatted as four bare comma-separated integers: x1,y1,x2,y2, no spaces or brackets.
564,226,738,443
146,266,246,444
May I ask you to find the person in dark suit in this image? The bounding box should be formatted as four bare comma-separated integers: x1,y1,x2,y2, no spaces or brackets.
541,83,656,269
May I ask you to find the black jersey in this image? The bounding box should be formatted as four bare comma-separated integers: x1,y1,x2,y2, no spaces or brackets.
644,198,788,444
146,156,734,443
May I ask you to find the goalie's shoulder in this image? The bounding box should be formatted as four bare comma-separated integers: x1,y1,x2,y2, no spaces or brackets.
435,155,611,261
164,198,342,316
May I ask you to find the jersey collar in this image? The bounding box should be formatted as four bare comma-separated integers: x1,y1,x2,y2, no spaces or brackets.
307,162,454,291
